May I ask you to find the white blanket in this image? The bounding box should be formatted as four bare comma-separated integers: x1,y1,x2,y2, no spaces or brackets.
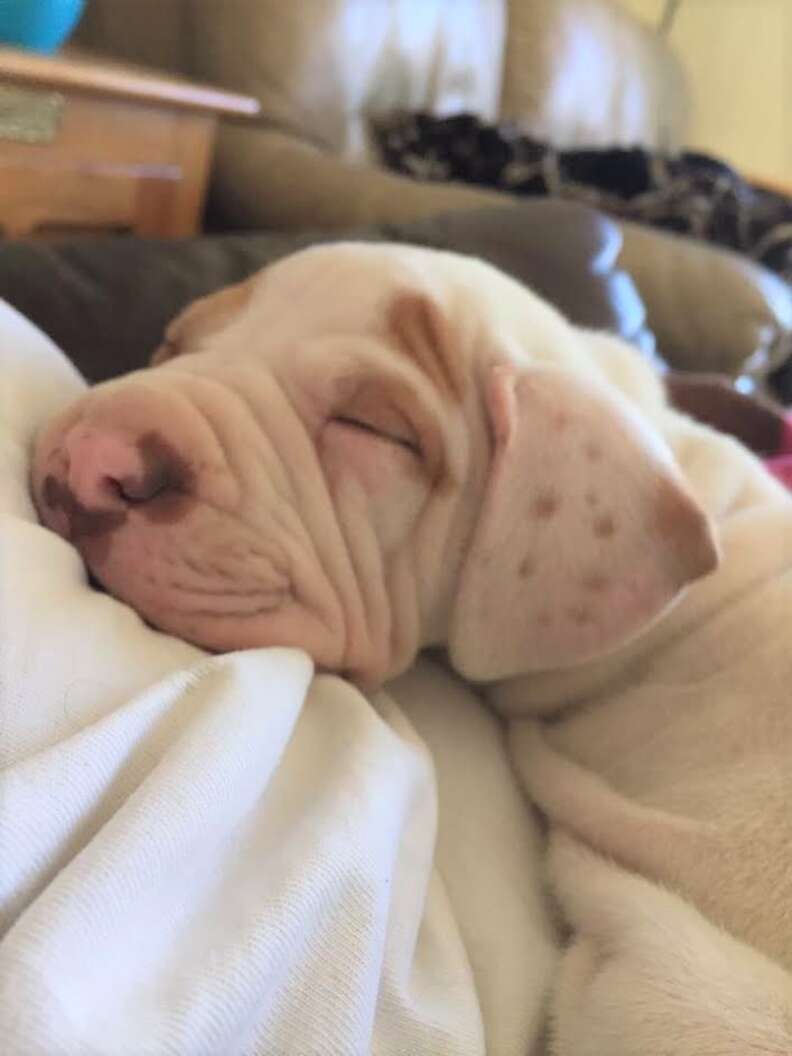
6,298,792,1056
0,302,557,1055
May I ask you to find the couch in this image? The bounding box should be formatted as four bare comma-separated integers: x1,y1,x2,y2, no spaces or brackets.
1,200,788,459
70,0,792,392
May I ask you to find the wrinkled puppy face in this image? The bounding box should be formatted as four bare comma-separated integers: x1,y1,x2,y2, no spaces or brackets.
32,242,720,689
31,246,477,686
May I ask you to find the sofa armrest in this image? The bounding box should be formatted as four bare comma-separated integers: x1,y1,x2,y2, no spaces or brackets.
618,221,792,381
211,126,513,230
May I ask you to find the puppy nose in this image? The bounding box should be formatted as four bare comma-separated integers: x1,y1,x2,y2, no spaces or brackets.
61,426,175,511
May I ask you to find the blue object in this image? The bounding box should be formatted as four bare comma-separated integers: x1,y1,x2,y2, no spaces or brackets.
0,0,86,54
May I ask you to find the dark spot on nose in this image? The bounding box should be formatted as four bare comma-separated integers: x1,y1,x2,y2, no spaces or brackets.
87,569,109,594
584,490,599,508
131,431,197,525
593,513,616,539
585,442,603,462
531,490,561,519
41,472,126,560
114,468,170,504
537,608,553,628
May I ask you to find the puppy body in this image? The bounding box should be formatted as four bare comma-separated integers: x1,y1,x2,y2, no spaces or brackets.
493,355,792,1052
32,244,792,1052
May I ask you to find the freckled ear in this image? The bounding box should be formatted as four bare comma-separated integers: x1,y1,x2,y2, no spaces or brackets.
150,278,255,366
449,364,720,680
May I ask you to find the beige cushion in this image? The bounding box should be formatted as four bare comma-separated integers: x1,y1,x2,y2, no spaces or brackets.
78,0,685,160
501,0,688,149
618,222,792,379
189,0,506,164
189,0,684,165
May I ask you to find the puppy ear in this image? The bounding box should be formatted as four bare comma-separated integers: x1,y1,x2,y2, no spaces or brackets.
150,278,254,365
449,362,720,681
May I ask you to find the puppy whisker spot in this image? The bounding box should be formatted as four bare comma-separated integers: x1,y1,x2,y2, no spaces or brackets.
531,490,561,519
593,514,617,539
582,572,609,593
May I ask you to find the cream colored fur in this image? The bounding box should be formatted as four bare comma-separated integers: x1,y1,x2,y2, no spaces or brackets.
492,332,792,1054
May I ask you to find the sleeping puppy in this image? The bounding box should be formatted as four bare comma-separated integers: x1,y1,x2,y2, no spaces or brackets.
31,242,716,685
30,244,792,1052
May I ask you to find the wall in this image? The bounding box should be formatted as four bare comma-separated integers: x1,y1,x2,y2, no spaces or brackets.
619,0,792,188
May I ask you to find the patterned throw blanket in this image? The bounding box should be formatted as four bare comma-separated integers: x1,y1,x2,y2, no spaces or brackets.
374,112,792,285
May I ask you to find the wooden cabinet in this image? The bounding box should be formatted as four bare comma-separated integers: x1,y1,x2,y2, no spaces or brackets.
0,47,259,238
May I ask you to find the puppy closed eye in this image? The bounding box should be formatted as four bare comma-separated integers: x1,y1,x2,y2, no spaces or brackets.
327,377,424,460
330,413,422,456
322,392,433,549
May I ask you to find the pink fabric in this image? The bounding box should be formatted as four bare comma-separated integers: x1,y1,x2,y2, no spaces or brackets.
781,415,792,455
764,414,792,489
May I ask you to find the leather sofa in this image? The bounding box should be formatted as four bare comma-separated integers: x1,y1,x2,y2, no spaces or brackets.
72,0,791,395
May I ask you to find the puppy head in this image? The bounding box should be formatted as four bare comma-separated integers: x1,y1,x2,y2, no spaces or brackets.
32,247,476,685
32,243,719,686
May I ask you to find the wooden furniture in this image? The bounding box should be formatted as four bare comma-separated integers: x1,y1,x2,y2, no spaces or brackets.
0,47,259,238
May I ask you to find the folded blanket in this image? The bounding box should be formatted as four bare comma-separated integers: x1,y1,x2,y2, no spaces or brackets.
0,301,556,1055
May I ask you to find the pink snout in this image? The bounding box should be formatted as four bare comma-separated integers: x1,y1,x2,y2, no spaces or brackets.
31,378,345,664
36,424,193,544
